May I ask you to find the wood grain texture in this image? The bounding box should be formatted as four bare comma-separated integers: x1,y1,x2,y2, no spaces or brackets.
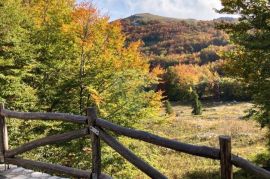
231,154,270,179
96,118,220,159
5,128,89,158
0,103,8,163
87,107,101,179
5,157,91,178
98,127,167,179
0,109,87,124
219,136,233,179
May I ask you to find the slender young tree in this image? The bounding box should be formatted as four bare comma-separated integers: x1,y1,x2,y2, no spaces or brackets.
191,89,202,115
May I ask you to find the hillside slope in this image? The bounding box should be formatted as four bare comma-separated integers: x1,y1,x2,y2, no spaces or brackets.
120,13,231,67
118,14,246,102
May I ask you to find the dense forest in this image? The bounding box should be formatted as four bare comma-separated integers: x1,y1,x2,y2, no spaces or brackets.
120,13,249,102
120,13,230,58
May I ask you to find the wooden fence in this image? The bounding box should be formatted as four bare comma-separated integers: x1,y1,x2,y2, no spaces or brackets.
0,103,270,179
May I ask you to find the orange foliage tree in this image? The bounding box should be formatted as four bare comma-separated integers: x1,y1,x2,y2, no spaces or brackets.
163,64,219,101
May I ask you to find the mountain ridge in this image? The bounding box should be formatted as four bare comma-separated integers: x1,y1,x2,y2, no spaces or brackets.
119,13,230,67
121,13,236,22
122,13,198,22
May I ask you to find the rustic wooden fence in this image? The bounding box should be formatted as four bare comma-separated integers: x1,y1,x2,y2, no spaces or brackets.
0,103,270,179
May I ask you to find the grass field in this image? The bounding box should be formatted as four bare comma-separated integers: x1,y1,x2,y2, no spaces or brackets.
112,102,268,178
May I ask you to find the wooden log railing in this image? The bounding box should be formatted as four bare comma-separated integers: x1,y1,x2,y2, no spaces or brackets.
0,103,270,179
5,158,92,178
5,128,89,158
0,104,8,163
87,107,101,179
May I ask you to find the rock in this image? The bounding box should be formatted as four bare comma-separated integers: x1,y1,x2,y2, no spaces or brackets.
10,175,28,179
31,172,51,178
10,168,24,173
48,177,61,179
0,165,70,179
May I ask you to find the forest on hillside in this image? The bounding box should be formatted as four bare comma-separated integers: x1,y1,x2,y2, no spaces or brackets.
0,0,270,178
120,13,250,103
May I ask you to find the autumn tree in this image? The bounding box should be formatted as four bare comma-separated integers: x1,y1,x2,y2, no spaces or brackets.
0,0,163,174
163,64,219,101
62,3,163,125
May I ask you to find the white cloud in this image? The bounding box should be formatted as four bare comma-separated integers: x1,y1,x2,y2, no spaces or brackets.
92,0,230,20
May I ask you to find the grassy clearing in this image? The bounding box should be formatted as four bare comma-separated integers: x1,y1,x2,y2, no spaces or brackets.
113,102,268,178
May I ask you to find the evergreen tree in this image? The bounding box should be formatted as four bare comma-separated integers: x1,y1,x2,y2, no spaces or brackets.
164,100,174,115
218,0,270,126
191,89,202,115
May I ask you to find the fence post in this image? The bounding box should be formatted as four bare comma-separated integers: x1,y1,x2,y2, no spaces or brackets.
219,136,233,179
87,107,101,179
0,103,8,163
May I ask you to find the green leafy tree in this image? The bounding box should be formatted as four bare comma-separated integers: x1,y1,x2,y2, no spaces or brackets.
0,1,163,177
25,0,77,112
59,3,163,125
0,0,37,110
217,0,270,125
1,1,163,175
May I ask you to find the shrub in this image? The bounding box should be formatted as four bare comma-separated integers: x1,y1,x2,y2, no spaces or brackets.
219,78,251,101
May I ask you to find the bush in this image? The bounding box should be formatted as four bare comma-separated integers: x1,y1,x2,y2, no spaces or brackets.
199,48,220,65
162,67,191,101
219,78,251,101
191,90,202,115
164,100,174,115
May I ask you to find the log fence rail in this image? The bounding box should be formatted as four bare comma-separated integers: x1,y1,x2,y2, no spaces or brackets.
0,103,270,179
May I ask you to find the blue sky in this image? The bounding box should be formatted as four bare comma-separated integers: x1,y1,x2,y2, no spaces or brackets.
89,0,232,21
